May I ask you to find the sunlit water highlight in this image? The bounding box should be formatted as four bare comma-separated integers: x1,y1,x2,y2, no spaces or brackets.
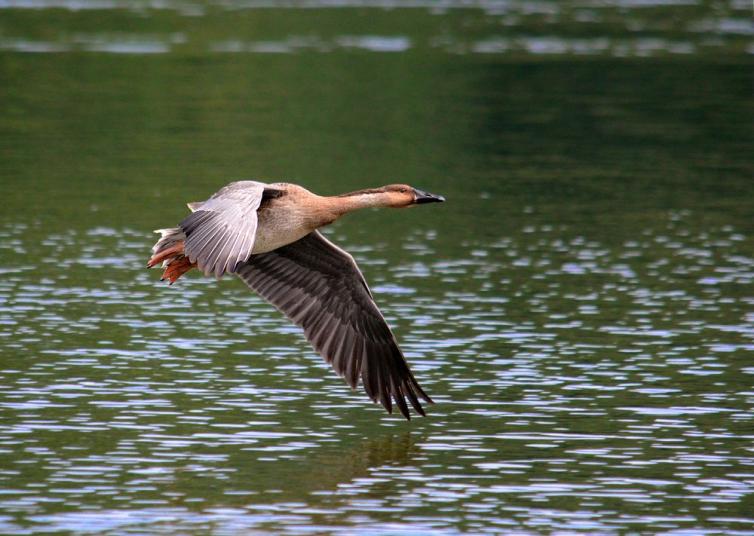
0,0,751,56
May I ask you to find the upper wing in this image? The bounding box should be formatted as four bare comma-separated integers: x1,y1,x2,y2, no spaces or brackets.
235,231,433,419
180,181,265,278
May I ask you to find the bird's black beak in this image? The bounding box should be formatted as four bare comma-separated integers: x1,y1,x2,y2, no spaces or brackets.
413,188,445,204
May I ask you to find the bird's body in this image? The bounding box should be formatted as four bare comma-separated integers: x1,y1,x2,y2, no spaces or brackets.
148,180,444,419
254,186,313,253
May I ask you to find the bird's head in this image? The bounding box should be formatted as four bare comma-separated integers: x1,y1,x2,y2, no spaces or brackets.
380,184,446,208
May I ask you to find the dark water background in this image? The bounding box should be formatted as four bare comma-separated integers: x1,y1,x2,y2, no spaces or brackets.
0,1,752,533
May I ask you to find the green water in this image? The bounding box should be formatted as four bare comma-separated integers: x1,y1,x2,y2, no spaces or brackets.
0,2,752,534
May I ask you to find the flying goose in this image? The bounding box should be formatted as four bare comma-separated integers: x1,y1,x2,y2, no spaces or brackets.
147,181,444,419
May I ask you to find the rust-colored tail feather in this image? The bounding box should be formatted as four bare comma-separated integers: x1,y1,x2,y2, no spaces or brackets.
148,227,195,284
162,256,196,284
147,242,185,269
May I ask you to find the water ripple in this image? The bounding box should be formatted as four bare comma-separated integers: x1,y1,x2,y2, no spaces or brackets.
0,212,752,533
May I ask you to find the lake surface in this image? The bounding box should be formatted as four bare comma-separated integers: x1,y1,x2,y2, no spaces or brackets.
0,1,752,534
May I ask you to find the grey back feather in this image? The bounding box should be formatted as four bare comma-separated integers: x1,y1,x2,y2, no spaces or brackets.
180,181,265,278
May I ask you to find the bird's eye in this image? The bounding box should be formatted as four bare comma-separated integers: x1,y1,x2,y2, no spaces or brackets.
399,188,407,193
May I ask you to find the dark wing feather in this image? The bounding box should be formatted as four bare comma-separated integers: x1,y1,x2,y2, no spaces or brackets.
180,181,265,278
235,231,432,419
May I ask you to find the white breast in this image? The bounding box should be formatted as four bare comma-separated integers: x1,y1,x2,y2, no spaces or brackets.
252,205,313,254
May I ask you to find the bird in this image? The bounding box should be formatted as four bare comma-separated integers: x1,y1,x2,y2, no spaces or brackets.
147,180,445,419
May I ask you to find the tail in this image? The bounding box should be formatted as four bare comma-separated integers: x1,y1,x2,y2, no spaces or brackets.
147,227,196,284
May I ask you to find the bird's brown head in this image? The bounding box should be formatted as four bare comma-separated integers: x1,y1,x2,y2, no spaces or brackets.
380,184,446,208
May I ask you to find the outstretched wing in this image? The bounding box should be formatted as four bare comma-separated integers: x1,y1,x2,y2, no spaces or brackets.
180,181,265,278
235,231,432,420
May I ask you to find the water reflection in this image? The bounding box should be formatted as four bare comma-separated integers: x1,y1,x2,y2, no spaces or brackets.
4,427,426,533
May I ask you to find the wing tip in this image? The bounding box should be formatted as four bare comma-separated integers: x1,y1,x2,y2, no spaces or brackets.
371,384,430,421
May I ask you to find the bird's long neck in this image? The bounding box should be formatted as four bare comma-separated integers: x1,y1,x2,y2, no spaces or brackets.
312,190,393,225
